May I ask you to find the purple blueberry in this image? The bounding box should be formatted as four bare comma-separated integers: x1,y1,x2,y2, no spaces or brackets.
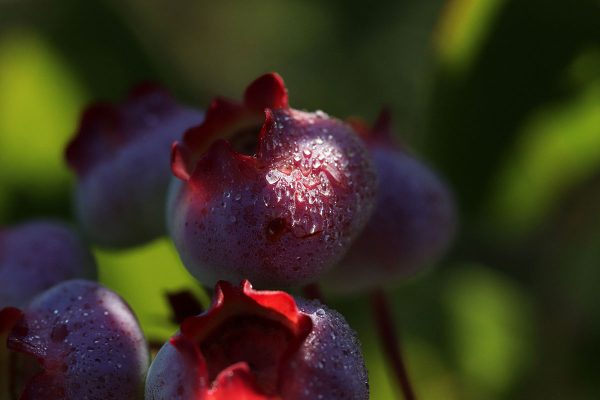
323,110,457,293
0,221,97,308
145,280,369,400
5,279,149,399
66,84,204,248
168,73,377,288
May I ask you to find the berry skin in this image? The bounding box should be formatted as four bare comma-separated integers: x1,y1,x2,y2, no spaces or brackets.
66,84,204,248
145,280,369,400
168,73,377,288
4,279,149,400
0,221,97,308
323,110,457,294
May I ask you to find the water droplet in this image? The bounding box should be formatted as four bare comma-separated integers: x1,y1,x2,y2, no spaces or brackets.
263,194,271,207
266,170,279,184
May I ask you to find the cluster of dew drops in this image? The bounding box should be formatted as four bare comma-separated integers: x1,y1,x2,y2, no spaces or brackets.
260,110,365,249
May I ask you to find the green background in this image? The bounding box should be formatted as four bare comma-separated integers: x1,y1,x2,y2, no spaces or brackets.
1,0,599,398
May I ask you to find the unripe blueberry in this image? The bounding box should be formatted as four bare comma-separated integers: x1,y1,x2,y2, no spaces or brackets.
0,221,97,308
145,280,369,400
4,279,149,399
323,110,457,294
66,84,204,248
168,73,377,288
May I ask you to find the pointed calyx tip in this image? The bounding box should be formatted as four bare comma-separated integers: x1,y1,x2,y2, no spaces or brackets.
348,107,396,145
244,73,289,111
171,142,192,181
373,107,393,137
174,73,290,178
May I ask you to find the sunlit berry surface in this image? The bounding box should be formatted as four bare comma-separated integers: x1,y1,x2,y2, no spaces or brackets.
169,75,377,288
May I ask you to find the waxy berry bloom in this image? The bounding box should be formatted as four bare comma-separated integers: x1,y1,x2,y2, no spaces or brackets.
146,280,369,400
0,221,97,308
2,280,149,400
324,111,456,293
168,73,377,288
66,84,203,248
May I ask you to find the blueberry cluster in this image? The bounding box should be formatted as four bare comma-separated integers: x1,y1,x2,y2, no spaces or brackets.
1,73,455,399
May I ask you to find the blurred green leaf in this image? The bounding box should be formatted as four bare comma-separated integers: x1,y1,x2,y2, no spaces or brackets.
95,238,209,341
363,337,398,400
443,264,534,397
406,336,461,400
488,81,600,237
0,28,87,220
435,0,506,74
426,0,600,220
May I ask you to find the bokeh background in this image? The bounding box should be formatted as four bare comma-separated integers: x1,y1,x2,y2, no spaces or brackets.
1,0,599,398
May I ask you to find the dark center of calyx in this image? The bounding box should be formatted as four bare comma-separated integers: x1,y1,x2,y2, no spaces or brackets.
199,315,293,395
228,125,262,156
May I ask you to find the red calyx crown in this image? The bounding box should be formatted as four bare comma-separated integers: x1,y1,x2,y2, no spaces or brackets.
171,73,288,181
170,280,312,399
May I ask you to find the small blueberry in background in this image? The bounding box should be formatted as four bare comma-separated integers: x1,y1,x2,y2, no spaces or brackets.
0,220,97,308
66,84,204,248
323,109,456,294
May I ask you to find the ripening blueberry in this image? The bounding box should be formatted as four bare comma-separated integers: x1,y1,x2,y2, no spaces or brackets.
168,73,377,288
3,279,149,400
66,84,204,248
323,110,457,294
0,220,97,308
145,280,369,400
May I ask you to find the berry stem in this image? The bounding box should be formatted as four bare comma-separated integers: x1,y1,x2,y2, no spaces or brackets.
370,288,416,400
302,283,325,303
165,290,205,324
8,350,18,400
